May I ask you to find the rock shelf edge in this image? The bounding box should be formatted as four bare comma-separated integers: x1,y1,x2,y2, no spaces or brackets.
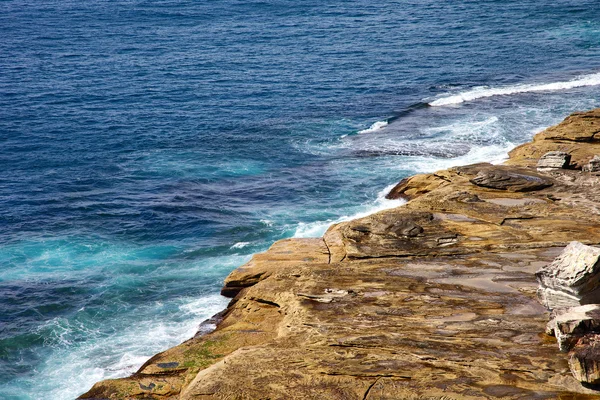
81,108,600,400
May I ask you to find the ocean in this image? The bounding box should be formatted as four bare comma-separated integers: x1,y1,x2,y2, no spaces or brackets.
1,0,599,398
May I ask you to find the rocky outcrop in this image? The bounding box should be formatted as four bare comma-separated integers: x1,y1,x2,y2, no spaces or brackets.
536,242,600,310
584,155,600,173
80,108,600,399
537,151,571,170
546,305,600,352
569,334,600,385
507,108,600,169
469,166,554,192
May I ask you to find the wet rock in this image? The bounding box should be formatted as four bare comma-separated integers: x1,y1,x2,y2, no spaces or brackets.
537,151,571,170
547,304,600,352
583,155,600,173
569,334,600,384
469,168,553,192
536,242,600,310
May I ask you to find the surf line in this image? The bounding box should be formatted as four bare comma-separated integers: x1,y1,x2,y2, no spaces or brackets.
357,102,430,134
430,72,600,107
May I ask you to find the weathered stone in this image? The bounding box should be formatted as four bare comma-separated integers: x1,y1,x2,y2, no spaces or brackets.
569,334,600,384
81,109,600,400
221,238,329,297
537,151,571,170
547,305,600,352
507,108,600,169
583,155,600,173
536,242,600,310
470,168,553,192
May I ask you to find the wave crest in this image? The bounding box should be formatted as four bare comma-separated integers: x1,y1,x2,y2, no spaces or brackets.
358,120,388,134
429,72,600,106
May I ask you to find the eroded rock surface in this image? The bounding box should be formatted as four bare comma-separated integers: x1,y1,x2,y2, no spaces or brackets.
569,334,600,385
547,305,600,352
537,242,600,310
80,109,600,399
537,151,572,170
584,155,600,173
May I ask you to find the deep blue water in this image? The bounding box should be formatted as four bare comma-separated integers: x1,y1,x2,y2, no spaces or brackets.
1,0,599,398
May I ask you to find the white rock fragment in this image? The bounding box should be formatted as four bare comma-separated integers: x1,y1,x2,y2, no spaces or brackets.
536,241,600,310
537,151,571,170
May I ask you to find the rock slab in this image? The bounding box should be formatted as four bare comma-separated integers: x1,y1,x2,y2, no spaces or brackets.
547,305,600,352
569,334,600,385
583,155,600,173
537,151,571,170
469,168,553,192
537,241,600,310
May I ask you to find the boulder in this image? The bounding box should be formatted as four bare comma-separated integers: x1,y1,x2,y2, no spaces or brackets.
583,155,600,173
568,334,600,385
536,242,600,309
537,151,571,170
546,304,600,352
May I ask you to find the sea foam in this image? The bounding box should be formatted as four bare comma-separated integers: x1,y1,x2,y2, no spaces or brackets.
293,184,406,238
358,120,388,134
430,72,600,106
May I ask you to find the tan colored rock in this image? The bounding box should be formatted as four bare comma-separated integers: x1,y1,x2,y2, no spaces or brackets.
221,238,329,297
507,108,600,169
80,108,600,399
536,242,600,310
470,167,553,192
569,334,600,385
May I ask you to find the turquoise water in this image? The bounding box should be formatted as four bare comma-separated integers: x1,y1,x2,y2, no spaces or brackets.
1,0,600,398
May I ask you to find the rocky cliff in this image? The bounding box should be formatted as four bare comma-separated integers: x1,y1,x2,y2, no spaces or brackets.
81,108,600,399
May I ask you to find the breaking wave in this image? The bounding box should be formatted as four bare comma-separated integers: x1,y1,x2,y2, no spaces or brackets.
358,120,388,134
430,72,600,106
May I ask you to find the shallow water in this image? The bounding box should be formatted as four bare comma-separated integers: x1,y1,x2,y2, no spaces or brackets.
1,0,600,398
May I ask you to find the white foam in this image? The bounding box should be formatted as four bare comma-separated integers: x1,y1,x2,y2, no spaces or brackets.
293,184,405,238
425,116,499,140
358,120,388,134
406,142,514,173
231,241,250,249
429,72,600,106
29,293,229,400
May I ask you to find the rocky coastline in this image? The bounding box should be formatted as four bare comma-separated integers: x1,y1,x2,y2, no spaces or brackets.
81,108,600,399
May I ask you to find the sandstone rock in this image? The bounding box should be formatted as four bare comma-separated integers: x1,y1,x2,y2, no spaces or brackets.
470,168,553,192
221,238,329,297
569,334,600,385
536,242,600,310
537,151,571,170
547,304,600,352
540,109,600,142
81,109,600,400
507,108,600,169
385,173,449,200
583,155,600,173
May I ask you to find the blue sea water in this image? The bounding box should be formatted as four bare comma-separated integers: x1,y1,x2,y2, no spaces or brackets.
1,0,599,398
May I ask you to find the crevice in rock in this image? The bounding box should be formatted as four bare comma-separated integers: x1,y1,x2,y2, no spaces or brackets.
499,216,536,226
249,297,280,308
362,377,380,400
321,372,411,379
433,173,452,183
322,237,332,264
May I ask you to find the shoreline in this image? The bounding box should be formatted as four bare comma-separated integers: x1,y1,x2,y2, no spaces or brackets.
81,108,600,399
